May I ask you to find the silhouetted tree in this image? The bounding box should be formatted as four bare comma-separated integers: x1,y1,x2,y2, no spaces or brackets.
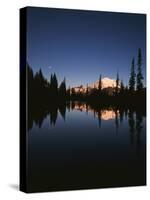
86,84,89,96
39,69,45,85
136,48,144,91
26,57,146,116
115,71,119,94
129,58,136,92
50,73,58,98
59,77,66,98
120,79,124,94
53,73,58,90
91,84,98,97
98,74,102,92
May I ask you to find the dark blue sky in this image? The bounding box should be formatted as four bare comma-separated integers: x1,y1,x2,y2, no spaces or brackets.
27,7,146,87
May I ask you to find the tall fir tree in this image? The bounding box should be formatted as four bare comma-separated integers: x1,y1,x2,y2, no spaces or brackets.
120,79,124,94
115,71,119,94
98,74,102,92
53,73,58,89
136,48,144,91
59,77,66,97
49,73,58,97
129,58,136,92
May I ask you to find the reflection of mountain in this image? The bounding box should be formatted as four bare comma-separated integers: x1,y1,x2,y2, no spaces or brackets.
28,101,145,156
73,103,118,120
29,101,145,128
101,110,118,120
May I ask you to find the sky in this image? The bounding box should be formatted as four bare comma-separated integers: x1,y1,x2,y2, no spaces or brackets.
27,7,146,88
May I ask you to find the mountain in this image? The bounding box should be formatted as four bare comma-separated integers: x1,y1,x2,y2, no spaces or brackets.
72,77,117,94
90,77,117,89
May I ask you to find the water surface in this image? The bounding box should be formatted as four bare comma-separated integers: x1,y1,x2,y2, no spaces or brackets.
28,102,146,192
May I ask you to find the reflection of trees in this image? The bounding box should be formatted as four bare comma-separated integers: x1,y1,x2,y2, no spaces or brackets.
128,109,135,144
128,109,144,156
86,103,89,115
115,109,119,134
135,111,143,155
59,103,66,121
66,101,70,112
50,106,58,126
71,101,75,110
119,109,124,124
28,105,49,130
26,58,146,131
97,110,101,128
124,108,128,120
28,101,145,138
28,103,67,130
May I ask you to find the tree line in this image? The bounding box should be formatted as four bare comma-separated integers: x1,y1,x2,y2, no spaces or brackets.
27,48,145,106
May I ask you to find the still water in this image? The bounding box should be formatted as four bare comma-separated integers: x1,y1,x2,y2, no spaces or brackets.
28,102,146,192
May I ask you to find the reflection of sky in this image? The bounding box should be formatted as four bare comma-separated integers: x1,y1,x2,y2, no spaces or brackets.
29,108,146,156
28,107,146,191
27,7,146,87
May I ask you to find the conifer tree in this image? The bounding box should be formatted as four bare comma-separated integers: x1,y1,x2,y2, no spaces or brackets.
129,58,136,92
116,71,119,94
98,74,102,92
120,79,124,94
59,78,66,97
136,48,144,91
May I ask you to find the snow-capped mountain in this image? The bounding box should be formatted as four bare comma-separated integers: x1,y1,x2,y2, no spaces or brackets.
72,77,117,93
90,77,117,89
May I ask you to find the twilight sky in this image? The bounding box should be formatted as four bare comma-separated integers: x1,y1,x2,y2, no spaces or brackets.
27,7,146,87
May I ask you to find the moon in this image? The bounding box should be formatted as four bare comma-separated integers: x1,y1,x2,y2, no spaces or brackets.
48,66,52,69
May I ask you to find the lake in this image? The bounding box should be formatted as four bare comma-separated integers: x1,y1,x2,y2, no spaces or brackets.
27,101,146,192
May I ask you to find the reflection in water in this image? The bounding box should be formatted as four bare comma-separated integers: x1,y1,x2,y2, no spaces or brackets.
28,101,146,158
115,109,119,134
28,101,146,192
135,111,143,156
50,107,58,125
28,101,145,150
128,110,136,145
29,102,145,128
128,109,144,156
97,110,101,128
100,110,116,120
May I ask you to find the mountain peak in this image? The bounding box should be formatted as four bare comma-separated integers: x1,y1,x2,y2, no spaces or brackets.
91,77,116,89
71,77,117,94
